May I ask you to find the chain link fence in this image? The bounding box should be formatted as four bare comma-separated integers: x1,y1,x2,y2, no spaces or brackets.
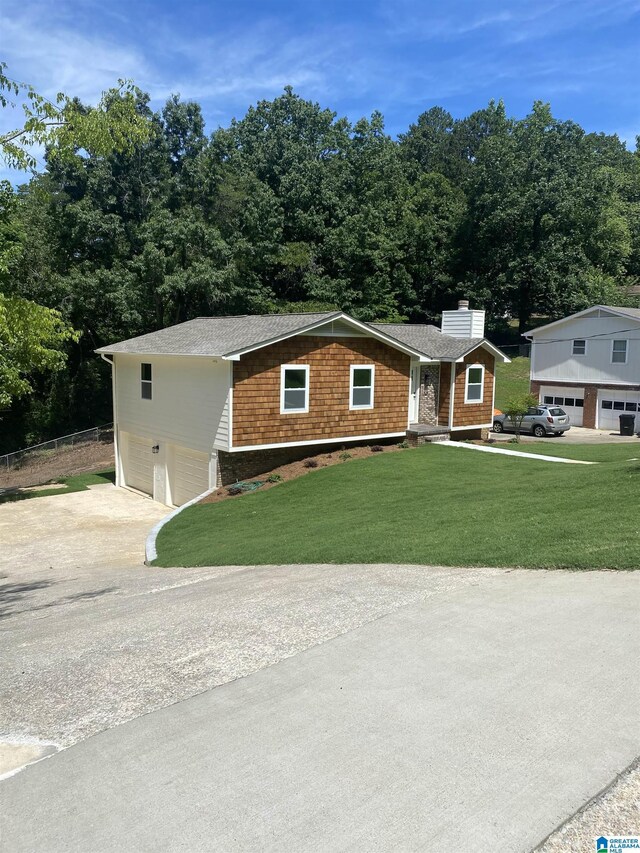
0,424,114,471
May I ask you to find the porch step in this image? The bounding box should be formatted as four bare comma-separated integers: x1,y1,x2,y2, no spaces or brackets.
406,424,450,445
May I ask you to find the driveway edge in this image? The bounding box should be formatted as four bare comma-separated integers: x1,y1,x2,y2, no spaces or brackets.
145,487,216,564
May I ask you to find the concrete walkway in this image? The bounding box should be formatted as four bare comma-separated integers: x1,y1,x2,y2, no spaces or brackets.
2,568,639,852
443,440,596,464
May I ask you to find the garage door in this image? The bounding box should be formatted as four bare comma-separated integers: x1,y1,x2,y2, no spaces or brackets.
171,447,210,506
540,387,584,427
597,390,640,431
125,434,154,496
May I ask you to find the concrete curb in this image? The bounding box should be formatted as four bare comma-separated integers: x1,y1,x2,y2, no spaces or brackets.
145,487,216,564
439,441,596,465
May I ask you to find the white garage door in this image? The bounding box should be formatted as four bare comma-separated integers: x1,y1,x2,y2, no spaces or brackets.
540,387,585,427
597,390,640,431
171,446,210,506
125,434,154,496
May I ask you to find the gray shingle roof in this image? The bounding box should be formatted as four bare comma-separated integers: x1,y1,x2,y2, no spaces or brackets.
371,323,485,360
601,305,640,319
96,311,493,361
96,312,342,357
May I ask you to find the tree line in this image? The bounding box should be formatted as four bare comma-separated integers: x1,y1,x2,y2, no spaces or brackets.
1,83,639,451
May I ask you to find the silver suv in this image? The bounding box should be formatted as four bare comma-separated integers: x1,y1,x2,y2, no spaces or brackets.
493,405,571,437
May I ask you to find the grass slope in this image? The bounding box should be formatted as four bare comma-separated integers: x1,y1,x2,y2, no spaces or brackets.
0,469,115,503
494,357,530,411
154,446,639,570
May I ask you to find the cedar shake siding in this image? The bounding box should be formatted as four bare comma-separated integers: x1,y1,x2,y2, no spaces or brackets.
452,347,495,428
232,336,410,447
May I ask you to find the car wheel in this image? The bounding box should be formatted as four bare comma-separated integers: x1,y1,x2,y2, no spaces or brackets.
533,425,546,438
492,421,503,433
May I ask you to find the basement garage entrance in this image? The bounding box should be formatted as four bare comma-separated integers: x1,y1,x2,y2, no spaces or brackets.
540,386,585,427
123,433,154,497
597,390,640,431
169,446,211,506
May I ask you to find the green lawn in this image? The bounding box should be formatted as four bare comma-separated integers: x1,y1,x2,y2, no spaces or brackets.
494,357,530,411
0,469,115,503
153,445,639,570
501,442,640,463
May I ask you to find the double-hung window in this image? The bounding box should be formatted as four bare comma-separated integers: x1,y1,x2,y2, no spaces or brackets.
464,364,484,403
612,340,628,364
141,363,152,400
572,339,586,356
280,365,309,413
350,365,375,410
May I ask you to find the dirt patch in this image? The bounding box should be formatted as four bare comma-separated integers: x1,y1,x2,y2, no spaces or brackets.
201,442,407,505
0,440,114,490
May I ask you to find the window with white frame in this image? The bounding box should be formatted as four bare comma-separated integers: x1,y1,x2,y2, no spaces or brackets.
280,364,309,413
572,339,586,356
350,365,375,409
464,364,484,403
141,363,152,400
612,339,628,364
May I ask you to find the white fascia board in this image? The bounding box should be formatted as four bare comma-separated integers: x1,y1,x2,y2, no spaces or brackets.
451,341,510,363
221,313,428,361
450,423,492,431
522,306,640,338
227,432,406,453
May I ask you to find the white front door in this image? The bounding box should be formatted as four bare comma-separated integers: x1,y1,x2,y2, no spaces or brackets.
410,365,420,423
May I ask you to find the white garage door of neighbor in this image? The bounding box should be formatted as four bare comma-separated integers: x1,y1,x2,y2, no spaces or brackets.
171,447,210,506
597,390,640,431
540,386,585,427
125,435,154,496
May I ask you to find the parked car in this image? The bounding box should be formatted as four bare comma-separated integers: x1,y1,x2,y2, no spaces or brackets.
493,405,571,437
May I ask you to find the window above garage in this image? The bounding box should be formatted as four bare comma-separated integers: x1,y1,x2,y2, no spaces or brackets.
141,363,152,400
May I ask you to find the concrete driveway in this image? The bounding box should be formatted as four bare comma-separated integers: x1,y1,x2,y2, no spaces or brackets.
2,488,640,850
491,425,640,444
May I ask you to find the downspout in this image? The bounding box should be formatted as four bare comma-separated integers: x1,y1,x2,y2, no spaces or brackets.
100,353,120,487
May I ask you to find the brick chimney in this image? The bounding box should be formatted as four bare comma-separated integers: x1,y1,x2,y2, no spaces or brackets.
441,301,485,338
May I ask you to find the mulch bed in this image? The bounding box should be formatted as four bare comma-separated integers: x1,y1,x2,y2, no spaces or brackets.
200,442,406,505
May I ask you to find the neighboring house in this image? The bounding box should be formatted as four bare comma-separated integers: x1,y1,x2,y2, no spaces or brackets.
524,304,640,429
96,302,508,506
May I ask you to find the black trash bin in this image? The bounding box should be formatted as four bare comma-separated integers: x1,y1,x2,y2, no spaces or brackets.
619,413,635,435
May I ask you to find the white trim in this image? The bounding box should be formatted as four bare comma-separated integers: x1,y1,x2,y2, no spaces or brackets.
101,353,121,487
450,340,510,364
450,423,492,431
224,313,428,361
280,364,310,414
464,363,485,404
572,339,587,356
349,364,375,410
140,361,153,400
228,431,405,453
611,339,628,364
408,363,420,426
523,305,640,337
227,361,234,451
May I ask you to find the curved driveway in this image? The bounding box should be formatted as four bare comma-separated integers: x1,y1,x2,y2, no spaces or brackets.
1,486,639,851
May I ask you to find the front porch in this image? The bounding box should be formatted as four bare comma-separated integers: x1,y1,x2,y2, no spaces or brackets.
405,423,450,446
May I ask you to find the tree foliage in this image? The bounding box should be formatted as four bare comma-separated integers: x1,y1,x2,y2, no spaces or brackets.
2,81,640,450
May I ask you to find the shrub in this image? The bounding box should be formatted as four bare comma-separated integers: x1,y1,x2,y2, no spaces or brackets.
267,473,282,483
303,459,318,468
370,445,384,453
339,451,352,462
397,440,410,449
227,486,243,496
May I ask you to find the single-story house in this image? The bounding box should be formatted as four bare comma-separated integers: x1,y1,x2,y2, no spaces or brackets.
524,304,640,430
97,301,509,506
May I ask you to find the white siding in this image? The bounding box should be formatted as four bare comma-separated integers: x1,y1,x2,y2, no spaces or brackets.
441,309,485,339
530,310,640,385
114,354,231,453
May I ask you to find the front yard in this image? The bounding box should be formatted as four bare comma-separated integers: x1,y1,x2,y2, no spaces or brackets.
153,443,640,569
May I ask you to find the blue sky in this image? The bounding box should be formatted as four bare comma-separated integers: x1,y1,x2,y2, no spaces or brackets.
2,0,640,181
